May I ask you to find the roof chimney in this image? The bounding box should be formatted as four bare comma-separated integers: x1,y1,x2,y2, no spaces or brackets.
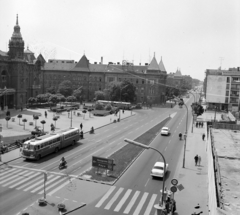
101,57,103,64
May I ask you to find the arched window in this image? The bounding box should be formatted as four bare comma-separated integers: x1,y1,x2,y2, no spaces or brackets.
1,70,7,82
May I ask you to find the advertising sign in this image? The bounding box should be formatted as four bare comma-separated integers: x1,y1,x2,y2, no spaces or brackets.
206,75,227,103
92,156,114,171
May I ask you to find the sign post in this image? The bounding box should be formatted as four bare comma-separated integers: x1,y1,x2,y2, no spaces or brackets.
92,156,114,172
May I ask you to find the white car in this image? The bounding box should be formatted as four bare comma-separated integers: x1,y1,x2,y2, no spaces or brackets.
161,127,170,136
151,162,168,178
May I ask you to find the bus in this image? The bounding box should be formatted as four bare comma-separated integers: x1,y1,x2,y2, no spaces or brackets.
96,100,131,110
21,128,80,160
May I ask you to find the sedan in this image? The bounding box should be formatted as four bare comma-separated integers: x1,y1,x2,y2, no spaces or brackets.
161,127,170,136
151,162,168,178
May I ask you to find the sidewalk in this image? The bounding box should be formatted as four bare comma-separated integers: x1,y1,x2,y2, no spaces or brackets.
174,118,209,214
0,108,136,163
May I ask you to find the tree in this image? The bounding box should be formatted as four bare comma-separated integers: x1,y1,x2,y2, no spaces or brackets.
33,115,39,127
105,103,112,111
55,94,66,104
40,120,46,132
22,118,27,130
73,87,84,103
103,88,111,100
95,103,104,110
28,97,37,105
48,94,59,105
66,95,77,103
53,116,58,128
94,91,105,101
5,116,11,128
58,80,73,97
17,114,22,125
46,86,56,94
36,94,49,103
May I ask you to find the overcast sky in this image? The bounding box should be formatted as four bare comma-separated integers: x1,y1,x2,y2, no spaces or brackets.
1,0,239,81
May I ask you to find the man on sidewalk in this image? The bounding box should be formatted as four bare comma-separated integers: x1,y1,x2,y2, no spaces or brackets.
202,133,205,141
194,155,198,166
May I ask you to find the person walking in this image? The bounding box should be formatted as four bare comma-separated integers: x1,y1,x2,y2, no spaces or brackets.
80,123,83,130
45,111,47,118
194,155,198,166
196,122,198,128
202,133,205,141
198,155,202,166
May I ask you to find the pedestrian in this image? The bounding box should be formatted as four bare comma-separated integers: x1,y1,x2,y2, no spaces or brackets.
194,155,198,166
198,155,201,166
45,111,47,118
196,122,198,128
80,123,83,130
202,133,205,141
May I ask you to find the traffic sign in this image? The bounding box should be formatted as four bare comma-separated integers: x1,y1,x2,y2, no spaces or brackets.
171,178,178,186
170,186,177,193
92,156,114,171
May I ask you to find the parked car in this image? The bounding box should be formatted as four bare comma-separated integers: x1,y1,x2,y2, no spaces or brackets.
151,162,168,178
161,127,170,136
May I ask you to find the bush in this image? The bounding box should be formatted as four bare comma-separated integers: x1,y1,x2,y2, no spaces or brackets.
95,103,104,110
105,104,112,111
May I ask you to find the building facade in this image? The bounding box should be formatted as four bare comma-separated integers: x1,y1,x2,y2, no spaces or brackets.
167,68,192,89
0,16,168,111
204,68,240,112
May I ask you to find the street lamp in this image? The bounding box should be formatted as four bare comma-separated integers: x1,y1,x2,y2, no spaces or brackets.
119,84,129,121
124,138,167,209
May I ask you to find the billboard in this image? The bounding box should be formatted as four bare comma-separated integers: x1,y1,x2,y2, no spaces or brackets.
206,75,227,103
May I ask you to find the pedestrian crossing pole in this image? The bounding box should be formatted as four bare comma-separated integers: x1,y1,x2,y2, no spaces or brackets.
43,172,47,199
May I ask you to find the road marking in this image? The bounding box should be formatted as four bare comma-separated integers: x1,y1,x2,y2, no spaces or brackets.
0,170,28,184
114,189,132,212
17,175,43,190
2,171,33,187
47,178,75,196
95,186,116,208
144,194,157,215
31,175,61,193
145,178,150,187
104,187,124,210
133,192,149,215
9,172,41,188
38,177,66,194
23,175,54,191
0,168,20,177
123,191,140,214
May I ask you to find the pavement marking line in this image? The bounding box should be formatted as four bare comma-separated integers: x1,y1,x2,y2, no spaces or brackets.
144,194,157,215
17,174,43,190
145,178,150,187
133,192,149,215
0,170,28,184
95,186,116,208
104,187,124,210
23,175,54,191
31,175,61,193
47,178,76,196
123,191,140,214
2,171,33,187
114,189,132,212
9,172,41,188
38,177,66,194
0,168,20,177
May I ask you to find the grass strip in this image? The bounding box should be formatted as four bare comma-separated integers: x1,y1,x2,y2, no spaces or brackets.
82,117,170,182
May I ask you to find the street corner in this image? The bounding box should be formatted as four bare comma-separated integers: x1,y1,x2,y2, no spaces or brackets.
17,195,86,215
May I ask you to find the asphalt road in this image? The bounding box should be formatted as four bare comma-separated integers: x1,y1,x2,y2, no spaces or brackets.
0,107,178,215
72,98,194,215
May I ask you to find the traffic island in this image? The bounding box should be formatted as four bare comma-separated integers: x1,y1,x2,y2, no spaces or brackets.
19,195,86,215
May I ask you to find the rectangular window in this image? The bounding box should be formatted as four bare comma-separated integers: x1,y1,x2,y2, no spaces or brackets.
142,80,144,84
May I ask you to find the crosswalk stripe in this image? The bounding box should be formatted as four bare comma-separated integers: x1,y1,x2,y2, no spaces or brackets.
23,175,54,191
104,187,124,210
0,168,16,176
38,177,66,194
114,189,132,212
9,172,41,188
123,191,140,214
31,176,61,193
0,169,22,179
95,186,116,208
17,174,43,190
47,177,74,196
0,170,28,184
144,194,157,215
2,171,33,187
133,192,149,215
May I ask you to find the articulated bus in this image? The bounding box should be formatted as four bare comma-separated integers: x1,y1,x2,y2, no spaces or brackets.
96,100,131,109
21,128,80,160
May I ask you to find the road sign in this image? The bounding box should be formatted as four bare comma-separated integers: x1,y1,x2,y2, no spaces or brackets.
170,186,177,193
177,184,184,191
92,156,114,171
171,178,178,186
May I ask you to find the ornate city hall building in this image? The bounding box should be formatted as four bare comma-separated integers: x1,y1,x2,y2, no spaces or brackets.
0,16,168,111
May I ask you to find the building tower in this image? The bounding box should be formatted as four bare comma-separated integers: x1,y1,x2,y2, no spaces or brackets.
8,14,25,59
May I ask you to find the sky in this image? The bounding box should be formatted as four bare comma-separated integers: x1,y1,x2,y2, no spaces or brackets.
0,0,239,81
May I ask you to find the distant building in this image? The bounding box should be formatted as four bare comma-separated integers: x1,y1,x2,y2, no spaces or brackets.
0,15,168,110
167,68,192,89
204,67,240,112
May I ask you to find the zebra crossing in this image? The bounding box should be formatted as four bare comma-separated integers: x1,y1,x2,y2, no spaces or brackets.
95,185,159,215
0,167,71,196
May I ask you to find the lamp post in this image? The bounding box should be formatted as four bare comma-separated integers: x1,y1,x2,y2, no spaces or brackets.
188,91,196,133
119,84,129,121
124,138,167,210
70,109,73,128
214,105,217,122
182,103,188,168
